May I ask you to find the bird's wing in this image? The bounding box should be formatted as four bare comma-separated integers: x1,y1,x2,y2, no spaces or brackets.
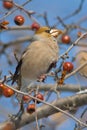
12,38,58,84
11,59,22,85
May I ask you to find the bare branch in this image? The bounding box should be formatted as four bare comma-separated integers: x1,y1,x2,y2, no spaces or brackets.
63,0,85,20
0,93,87,129
59,32,87,59
0,0,32,21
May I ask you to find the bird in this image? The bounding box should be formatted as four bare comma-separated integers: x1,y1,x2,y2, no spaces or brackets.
12,26,63,91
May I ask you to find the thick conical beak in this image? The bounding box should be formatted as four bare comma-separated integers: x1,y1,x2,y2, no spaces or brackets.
50,29,63,38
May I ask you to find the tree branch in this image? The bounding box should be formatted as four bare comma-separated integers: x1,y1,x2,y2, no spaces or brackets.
27,83,87,92
0,93,87,129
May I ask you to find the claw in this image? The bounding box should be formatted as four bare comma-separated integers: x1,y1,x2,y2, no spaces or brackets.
37,74,47,82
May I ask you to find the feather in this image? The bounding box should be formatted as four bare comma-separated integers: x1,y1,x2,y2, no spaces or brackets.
12,59,22,85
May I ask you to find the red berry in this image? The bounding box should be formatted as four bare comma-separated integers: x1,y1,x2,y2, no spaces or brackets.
27,104,35,114
14,15,24,26
62,35,71,44
63,62,74,72
3,87,14,97
0,83,7,91
23,95,31,102
31,22,40,30
3,1,13,9
34,93,44,104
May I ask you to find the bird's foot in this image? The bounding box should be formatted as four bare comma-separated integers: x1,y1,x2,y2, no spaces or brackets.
37,74,47,82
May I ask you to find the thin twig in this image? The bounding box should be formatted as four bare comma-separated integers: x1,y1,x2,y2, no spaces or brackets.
57,16,68,29
1,83,87,127
7,26,32,31
0,0,32,21
80,107,87,118
63,0,85,20
54,0,85,27
13,2,35,16
43,12,49,27
35,101,39,130
35,86,40,130
13,2,40,24
65,60,87,79
59,32,87,59
0,36,33,54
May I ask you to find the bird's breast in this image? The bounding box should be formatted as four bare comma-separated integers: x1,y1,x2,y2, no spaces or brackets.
21,38,59,82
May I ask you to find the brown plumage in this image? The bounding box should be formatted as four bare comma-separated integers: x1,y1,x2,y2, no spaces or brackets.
12,26,63,91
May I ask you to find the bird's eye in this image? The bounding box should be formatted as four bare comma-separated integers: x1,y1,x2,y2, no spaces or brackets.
45,30,50,33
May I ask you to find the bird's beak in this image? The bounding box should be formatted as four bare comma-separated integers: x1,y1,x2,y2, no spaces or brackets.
50,29,63,38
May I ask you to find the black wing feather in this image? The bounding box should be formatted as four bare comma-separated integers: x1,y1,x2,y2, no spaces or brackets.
12,59,22,85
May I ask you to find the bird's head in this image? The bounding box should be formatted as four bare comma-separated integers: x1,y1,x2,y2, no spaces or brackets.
35,26,63,39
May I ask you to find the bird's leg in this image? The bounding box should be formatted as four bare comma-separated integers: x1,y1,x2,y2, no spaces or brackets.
37,74,47,82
